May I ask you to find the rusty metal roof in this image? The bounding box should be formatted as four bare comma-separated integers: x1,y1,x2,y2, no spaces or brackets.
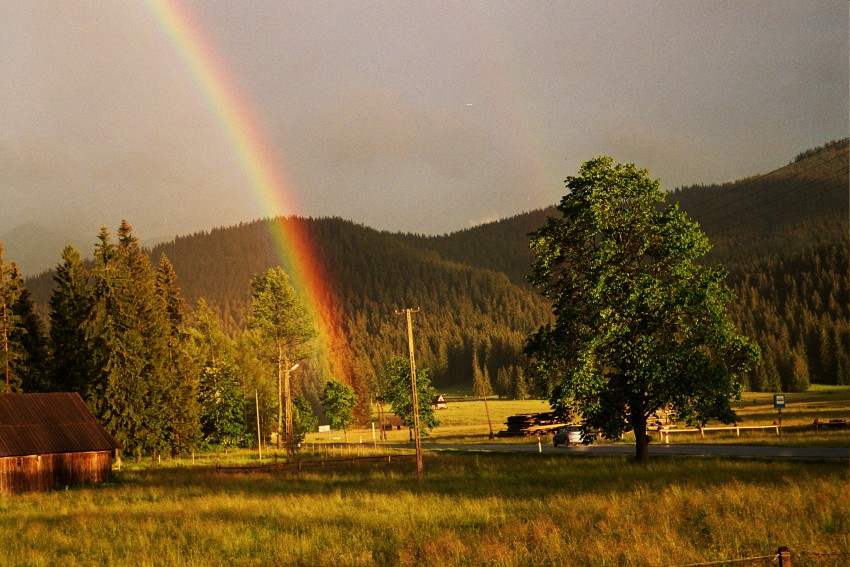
0,393,120,457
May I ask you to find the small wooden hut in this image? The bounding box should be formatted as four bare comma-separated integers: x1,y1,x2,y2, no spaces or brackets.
0,392,120,495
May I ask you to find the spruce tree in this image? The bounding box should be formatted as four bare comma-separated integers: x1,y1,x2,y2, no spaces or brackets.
12,284,50,391
0,245,25,392
155,254,202,456
49,245,94,395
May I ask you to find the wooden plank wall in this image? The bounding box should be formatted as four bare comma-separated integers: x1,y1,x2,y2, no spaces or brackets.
0,451,113,495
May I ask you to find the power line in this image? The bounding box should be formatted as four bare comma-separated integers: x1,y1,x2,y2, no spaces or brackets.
693,152,846,222
681,139,848,211
698,165,846,227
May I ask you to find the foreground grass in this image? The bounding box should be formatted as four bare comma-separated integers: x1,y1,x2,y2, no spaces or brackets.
1,452,846,566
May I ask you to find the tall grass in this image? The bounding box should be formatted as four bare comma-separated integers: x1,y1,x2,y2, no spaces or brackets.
1,453,846,566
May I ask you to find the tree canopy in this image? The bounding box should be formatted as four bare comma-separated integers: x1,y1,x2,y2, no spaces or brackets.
525,157,760,462
379,356,439,437
319,378,357,441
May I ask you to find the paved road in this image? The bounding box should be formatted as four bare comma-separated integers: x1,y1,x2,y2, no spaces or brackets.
401,442,849,459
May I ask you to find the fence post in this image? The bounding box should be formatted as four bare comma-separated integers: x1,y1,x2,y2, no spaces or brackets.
777,546,791,566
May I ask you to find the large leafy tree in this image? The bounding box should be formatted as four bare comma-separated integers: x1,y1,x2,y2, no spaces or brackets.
525,157,760,463
319,378,357,441
248,267,317,452
191,299,247,447
379,356,439,437
292,395,318,446
198,360,245,447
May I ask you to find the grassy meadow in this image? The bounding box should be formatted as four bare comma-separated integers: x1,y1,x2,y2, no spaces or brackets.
2,387,847,566
307,385,850,448
1,451,847,566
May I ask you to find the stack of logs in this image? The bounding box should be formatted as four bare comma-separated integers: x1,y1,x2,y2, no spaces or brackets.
496,412,566,437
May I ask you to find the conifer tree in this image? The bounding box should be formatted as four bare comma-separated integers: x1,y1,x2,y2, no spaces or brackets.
0,244,25,392
86,226,146,455
155,254,202,456
49,245,95,395
86,222,172,458
12,284,50,392
248,267,317,452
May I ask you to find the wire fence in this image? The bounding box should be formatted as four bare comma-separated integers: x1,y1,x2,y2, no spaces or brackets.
668,548,850,567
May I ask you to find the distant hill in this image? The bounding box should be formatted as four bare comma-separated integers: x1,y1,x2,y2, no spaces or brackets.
23,139,849,394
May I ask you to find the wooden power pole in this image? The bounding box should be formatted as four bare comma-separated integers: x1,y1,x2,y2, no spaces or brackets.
396,307,424,481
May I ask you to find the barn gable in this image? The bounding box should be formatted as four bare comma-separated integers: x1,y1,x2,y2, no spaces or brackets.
0,393,120,494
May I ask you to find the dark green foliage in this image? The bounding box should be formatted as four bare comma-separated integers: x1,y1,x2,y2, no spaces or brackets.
154,254,202,456
11,284,50,392
191,300,248,447
81,222,205,459
49,246,95,395
379,356,439,436
526,157,760,462
0,245,43,393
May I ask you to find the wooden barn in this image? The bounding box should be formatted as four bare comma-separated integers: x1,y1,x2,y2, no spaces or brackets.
0,392,120,495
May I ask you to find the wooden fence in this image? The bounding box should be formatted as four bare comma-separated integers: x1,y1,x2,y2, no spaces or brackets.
655,424,780,444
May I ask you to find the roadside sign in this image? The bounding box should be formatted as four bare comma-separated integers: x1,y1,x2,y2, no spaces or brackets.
773,394,786,409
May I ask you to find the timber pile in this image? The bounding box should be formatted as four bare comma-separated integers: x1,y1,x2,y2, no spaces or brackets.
496,412,566,437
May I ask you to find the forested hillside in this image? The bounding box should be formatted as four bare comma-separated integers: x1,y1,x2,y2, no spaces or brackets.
148,217,550,397
23,140,849,399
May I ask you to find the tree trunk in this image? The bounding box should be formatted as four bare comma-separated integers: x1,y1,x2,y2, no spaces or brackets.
634,414,649,464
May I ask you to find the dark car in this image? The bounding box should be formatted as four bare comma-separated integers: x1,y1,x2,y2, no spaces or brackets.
553,425,583,447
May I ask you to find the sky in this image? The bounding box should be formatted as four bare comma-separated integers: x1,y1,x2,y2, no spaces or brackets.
1,0,847,275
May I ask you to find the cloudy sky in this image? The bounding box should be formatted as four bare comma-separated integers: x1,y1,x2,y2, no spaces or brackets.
1,0,847,274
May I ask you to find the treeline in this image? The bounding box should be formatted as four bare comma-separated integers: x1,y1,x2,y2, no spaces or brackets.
727,237,850,390
136,216,550,399
671,138,849,390
3,222,321,458
21,140,850,404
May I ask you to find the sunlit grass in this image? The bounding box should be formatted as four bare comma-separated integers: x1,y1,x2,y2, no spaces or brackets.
309,386,849,448
0,453,846,566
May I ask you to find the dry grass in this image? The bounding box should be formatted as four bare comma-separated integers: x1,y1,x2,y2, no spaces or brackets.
0,452,846,566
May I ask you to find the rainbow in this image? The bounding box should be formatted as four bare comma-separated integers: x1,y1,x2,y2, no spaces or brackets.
148,0,347,380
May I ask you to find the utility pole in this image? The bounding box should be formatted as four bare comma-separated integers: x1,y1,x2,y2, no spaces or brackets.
396,307,423,481
284,360,299,457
